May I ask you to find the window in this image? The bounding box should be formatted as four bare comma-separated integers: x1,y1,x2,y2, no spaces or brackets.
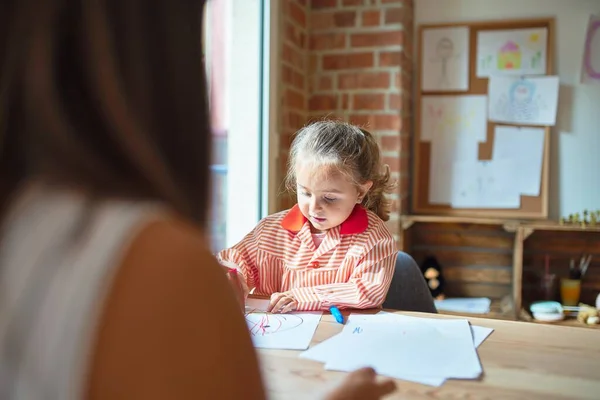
204,0,273,252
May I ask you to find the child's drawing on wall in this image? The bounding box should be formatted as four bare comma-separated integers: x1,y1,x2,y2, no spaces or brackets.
497,40,521,70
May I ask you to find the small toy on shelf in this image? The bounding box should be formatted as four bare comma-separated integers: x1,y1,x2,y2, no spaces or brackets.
420,256,445,300
560,209,600,228
576,303,599,325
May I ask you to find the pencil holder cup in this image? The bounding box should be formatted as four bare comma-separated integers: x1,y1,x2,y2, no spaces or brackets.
560,278,581,306
539,273,557,301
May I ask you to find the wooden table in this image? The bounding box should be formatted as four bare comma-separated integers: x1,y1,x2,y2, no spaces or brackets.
256,310,600,400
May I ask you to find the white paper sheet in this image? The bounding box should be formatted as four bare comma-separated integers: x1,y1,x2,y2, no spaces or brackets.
434,297,492,315
420,95,488,204
492,126,545,196
299,313,493,387
422,26,470,91
244,298,322,350
581,14,600,85
476,28,547,78
488,75,559,126
450,159,521,208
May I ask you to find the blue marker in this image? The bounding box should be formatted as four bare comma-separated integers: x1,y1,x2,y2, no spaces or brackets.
329,305,344,324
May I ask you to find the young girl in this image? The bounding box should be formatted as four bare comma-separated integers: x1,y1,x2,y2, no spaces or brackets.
218,120,398,313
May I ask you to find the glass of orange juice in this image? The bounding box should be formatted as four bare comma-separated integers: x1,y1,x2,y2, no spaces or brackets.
560,278,581,306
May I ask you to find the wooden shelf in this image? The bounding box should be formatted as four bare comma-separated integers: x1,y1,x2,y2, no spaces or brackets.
399,215,600,323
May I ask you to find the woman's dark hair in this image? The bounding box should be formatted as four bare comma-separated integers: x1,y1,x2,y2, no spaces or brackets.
0,0,211,225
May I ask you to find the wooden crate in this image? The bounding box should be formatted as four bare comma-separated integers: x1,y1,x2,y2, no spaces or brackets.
400,216,518,319
522,229,600,309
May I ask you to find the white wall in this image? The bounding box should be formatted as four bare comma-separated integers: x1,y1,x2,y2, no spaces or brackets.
415,0,600,220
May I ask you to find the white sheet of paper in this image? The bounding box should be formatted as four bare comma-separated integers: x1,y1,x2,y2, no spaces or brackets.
488,75,559,126
581,14,600,85
450,159,521,208
420,95,488,204
492,126,545,196
422,26,470,91
299,313,492,387
434,297,492,315
244,299,322,350
323,319,482,382
476,28,547,78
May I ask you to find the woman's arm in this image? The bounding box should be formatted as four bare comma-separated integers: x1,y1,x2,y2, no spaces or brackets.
85,217,266,400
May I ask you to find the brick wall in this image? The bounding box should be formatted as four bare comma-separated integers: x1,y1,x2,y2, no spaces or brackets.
279,0,310,209
278,0,414,241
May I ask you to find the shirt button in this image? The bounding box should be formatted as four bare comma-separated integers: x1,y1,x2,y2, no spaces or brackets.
311,261,320,268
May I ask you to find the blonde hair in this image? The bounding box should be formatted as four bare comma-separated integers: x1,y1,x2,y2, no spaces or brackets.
284,120,396,221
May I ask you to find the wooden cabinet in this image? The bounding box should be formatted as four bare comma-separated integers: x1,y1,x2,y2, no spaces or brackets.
399,215,600,323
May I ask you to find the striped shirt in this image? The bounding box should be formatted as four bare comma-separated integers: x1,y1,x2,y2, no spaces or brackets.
216,204,397,311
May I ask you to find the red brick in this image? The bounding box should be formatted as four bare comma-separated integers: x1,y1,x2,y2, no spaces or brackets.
322,52,374,70
292,69,305,91
388,93,401,110
394,71,401,88
338,72,390,90
350,114,401,130
288,111,306,130
310,0,337,8
380,135,400,152
311,11,333,30
342,93,350,109
289,0,307,27
352,93,385,110
343,0,378,4
282,43,293,64
311,10,357,30
309,33,346,50
351,31,403,47
362,10,381,26
334,11,357,27
282,65,293,85
309,54,319,74
379,51,401,66
284,21,303,48
384,7,404,24
400,135,411,153
309,94,338,111
318,75,333,91
284,88,305,110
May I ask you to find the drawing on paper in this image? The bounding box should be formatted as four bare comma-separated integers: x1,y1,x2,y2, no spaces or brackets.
494,79,543,122
581,15,600,84
488,76,559,126
245,312,304,336
421,27,470,91
421,95,487,142
477,28,546,77
432,37,457,88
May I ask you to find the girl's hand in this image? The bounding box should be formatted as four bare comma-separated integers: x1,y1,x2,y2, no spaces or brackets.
325,367,397,400
267,292,298,314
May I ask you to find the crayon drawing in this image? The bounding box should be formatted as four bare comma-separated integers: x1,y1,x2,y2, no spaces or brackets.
488,76,559,126
243,307,323,350
245,312,304,336
581,14,600,84
476,28,547,78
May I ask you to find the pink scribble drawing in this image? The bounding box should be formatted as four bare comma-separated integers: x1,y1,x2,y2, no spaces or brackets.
245,312,304,336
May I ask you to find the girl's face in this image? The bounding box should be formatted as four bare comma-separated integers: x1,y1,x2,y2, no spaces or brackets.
295,163,372,233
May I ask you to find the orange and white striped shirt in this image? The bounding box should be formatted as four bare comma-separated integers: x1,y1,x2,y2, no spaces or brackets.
216,204,397,311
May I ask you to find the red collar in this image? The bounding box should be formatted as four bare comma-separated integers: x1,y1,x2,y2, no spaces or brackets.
281,204,369,235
